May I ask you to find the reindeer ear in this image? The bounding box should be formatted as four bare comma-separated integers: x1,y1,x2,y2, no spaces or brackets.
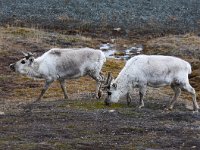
27,52,34,56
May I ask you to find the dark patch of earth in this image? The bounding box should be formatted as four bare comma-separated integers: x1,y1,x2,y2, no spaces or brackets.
0,97,200,150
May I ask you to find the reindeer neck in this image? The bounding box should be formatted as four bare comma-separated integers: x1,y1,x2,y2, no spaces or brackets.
26,61,42,78
115,75,129,96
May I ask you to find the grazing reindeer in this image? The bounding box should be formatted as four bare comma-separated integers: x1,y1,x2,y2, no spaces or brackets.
10,48,106,101
103,55,199,112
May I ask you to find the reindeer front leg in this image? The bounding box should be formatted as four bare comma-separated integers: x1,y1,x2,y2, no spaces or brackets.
35,80,53,102
138,85,147,109
59,79,68,99
89,71,105,99
127,93,132,106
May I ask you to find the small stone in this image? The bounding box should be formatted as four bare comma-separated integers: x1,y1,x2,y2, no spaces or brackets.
114,51,125,56
191,146,196,149
0,111,5,115
113,28,121,32
100,43,113,51
110,39,116,43
108,109,115,113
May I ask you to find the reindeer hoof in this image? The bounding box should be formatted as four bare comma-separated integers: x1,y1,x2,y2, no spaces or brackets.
64,96,69,100
165,106,173,111
127,101,131,106
193,108,199,113
105,101,111,106
164,108,170,111
96,91,102,99
164,106,174,111
96,94,101,99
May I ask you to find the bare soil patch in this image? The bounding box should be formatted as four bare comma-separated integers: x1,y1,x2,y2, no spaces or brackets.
1,98,200,150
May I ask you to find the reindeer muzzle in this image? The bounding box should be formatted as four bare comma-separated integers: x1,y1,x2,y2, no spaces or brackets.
9,64,15,72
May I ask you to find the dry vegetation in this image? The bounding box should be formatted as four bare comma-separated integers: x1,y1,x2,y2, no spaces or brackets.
0,26,200,149
1,26,199,102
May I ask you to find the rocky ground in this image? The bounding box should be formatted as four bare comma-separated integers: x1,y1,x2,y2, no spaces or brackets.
1,98,200,150
1,0,200,35
0,27,200,149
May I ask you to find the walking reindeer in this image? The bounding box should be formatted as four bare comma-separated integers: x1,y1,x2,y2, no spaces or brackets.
10,48,106,101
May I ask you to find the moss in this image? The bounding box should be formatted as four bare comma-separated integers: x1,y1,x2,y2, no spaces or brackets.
60,100,126,110
67,125,75,129
17,143,37,149
68,101,105,110
54,142,73,149
119,108,143,117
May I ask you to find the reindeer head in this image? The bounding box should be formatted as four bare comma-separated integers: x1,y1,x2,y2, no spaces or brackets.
102,72,119,106
9,52,35,74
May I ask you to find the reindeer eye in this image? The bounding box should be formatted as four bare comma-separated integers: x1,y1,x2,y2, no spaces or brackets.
21,60,26,64
112,83,117,89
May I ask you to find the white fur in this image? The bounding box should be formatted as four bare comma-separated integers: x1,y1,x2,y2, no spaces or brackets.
11,47,106,100
21,48,106,80
106,55,199,111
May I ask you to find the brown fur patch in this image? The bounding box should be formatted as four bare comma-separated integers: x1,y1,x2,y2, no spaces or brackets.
50,50,61,56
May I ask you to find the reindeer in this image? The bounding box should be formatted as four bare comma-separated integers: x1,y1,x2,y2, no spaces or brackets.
10,48,106,101
103,55,199,112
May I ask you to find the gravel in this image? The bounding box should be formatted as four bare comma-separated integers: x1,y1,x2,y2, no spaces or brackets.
0,0,200,34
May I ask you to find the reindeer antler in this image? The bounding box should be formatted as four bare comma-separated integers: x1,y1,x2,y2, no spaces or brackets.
22,51,34,59
101,72,113,89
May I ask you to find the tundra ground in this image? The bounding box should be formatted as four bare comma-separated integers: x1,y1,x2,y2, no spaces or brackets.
0,27,200,149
